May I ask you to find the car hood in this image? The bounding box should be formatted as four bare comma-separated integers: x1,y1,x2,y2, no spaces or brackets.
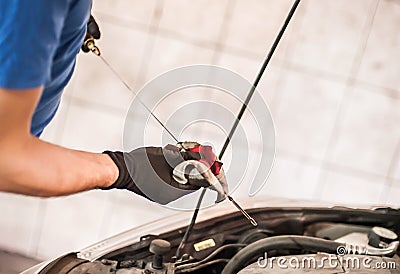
22,196,398,274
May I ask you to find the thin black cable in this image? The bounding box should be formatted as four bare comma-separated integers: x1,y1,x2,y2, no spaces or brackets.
175,0,301,260
176,244,246,269
178,259,230,273
99,55,179,143
221,236,341,274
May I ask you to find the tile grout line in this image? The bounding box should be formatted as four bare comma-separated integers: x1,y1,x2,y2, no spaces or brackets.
284,61,400,100
94,0,165,241
137,0,165,82
96,193,115,241
378,138,400,204
267,0,307,114
354,79,400,100
210,0,236,65
313,0,381,199
55,91,74,146
89,3,398,196
28,65,80,260
96,10,275,63
65,57,400,134
200,0,236,128
97,7,400,101
65,93,130,118
278,147,397,185
96,12,149,32
28,199,47,259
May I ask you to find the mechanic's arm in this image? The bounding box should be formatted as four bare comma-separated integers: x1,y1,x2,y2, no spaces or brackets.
0,86,118,197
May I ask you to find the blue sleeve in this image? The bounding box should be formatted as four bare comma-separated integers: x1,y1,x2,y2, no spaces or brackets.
0,0,69,89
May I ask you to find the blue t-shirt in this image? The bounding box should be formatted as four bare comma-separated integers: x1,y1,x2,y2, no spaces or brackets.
0,0,91,136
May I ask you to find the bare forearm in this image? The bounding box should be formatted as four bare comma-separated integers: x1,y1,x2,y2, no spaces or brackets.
0,135,118,197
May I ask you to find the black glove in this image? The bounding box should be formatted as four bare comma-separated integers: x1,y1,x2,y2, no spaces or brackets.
103,146,207,204
81,15,101,53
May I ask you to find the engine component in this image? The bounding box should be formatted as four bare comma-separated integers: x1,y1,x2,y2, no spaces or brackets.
149,239,171,270
345,241,399,256
221,236,343,274
69,259,118,274
238,229,272,244
31,207,400,274
176,244,245,272
222,235,400,274
368,226,399,248
314,223,371,240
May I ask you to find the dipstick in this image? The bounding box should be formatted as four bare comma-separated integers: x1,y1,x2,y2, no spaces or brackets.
227,195,258,227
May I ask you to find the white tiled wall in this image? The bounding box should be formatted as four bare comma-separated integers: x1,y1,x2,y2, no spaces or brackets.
357,0,400,90
330,87,400,177
1,0,399,261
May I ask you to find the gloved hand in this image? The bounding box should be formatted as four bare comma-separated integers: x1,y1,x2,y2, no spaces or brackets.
172,142,228,203
103,144,228,205
81,15,101,53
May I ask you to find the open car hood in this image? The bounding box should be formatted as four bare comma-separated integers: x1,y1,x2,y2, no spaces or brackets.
22,196,400,274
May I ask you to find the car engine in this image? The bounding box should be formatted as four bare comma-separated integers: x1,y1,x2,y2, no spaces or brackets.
35,206,400,274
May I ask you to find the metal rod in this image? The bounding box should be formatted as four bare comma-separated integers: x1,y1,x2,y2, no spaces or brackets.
175,189,206,259
219,0,301,159
227,195,257,226
176,0,302,259
98,0,300,257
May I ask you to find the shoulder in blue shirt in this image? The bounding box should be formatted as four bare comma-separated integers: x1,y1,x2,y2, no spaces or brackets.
0,0,92,136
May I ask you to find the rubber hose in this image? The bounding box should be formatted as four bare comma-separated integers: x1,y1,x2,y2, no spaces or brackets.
221,235,342,274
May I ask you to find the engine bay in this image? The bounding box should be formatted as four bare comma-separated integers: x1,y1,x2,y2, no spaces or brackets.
37,206,400,274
